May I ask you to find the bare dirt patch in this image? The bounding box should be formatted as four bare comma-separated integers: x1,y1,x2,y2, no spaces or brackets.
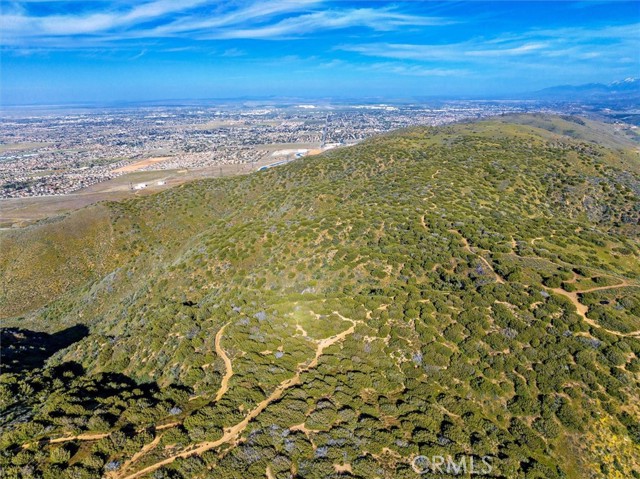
113,157,172,173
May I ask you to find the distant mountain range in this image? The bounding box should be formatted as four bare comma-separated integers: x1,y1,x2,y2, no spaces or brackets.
534,78,640,102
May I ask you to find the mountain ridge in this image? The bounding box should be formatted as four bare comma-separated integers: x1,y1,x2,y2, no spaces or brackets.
534,77,640,101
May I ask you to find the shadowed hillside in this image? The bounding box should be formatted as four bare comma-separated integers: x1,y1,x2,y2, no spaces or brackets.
1,115,638,479
0,325,89,373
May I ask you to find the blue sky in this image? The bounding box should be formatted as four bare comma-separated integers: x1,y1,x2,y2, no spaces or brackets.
1,1,639,104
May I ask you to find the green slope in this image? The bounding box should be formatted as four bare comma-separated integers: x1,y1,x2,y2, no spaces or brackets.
1,115,639,479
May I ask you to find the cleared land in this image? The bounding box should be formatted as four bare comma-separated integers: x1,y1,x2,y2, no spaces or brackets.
257,142,322,152
113,157,172,173
0,142,51,153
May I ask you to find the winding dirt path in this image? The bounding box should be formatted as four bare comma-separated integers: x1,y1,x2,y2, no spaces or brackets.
214,323,233,402
23,422,181,450
295,323,309,337
546,282,639,337
420,215,428,232
422,190,436,203
118,313,360,479
114,435,163,478
449,229,504,284
478,256,504,284
572,280,632,294
447,230,638,337
155,422,181,431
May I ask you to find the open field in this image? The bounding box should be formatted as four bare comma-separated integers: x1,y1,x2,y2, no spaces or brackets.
113,156,172,173
257,142,322,152
0,142,51,154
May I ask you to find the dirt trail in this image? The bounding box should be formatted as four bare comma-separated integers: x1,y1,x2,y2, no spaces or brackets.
547,282,639,337
119,313,360,479
295,323,309,337
573,280,632,294
113,435,163,478
449,229,504,284
448,230,638,337
23,432,116,452
422,190,436,203
23,421,181,450
478,256,504,284
47,433,110,444
420,215,428,232
155,422,181,431
214,323,233,402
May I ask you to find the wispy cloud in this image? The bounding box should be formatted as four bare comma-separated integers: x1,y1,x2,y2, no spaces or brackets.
130,49,147,60
139,0,323,38
0,1,450,47
366,62,466,77
465,42,549,57
221,48,246,57
339,22,640,65
202,8,453,40
2,0,211,37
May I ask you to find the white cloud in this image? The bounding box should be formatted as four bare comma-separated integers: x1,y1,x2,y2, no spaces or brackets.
203,8,451,40
366,62,466,77
338,22,640,65
141,0,322,37
465,42,549,57
340,43,454,62
0,0,448,46
1,0,212,38
221,48,245,57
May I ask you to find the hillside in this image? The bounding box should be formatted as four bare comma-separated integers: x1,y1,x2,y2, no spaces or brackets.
1,115,639,479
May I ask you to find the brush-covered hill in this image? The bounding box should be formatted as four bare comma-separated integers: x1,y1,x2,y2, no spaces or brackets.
1,115,639,479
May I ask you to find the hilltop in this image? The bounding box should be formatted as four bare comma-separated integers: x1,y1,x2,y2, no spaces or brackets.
1,115,639,479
